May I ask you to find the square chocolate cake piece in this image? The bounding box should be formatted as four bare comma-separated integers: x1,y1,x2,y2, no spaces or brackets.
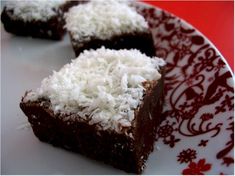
20,47,165,174
1,0,82,40
65,1,156,56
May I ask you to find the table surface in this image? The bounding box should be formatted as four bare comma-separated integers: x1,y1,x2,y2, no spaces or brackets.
143,1,234,72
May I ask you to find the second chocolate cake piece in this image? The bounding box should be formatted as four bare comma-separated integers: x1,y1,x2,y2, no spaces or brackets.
20,47,165,174
65,1,156,56
1,0,83,40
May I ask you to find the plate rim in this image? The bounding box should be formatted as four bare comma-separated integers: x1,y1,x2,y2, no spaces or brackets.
138,1,234,78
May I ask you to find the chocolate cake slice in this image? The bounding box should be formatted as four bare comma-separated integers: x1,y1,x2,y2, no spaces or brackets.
65,1,156,56
1,0,84,40
20,47,165,174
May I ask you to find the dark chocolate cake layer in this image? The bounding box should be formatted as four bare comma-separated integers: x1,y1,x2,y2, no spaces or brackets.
1,1,81,40
70,31,156,57
1,8,65,40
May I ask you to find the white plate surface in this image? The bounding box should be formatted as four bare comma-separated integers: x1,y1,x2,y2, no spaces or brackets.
1,2,234,175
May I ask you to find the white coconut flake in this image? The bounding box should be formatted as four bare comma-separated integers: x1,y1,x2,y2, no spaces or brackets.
25,47,165,133
65,1,148,41
5,0,66,22
16,122,31,130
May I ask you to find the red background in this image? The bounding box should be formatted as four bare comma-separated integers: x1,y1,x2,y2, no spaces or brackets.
143,1,234,72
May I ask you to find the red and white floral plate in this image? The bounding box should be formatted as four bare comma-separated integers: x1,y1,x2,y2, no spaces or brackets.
1,2,234,175
135,2,234,175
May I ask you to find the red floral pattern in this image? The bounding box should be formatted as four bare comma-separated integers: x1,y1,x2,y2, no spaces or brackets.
182,159,212,175
200,113,213,121
198,139,208,147
222,157,234,167
216,121,234,166
158,124,173,138
135,3,234,174
177,148,197,163
215,95,234,114
163,135,180,148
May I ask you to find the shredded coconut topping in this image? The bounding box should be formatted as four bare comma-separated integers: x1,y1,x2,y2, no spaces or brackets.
5,0,66,22
25,47,165,133
65,1,148,41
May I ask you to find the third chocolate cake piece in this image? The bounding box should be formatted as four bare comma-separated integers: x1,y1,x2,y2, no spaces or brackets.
1,0,83,40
